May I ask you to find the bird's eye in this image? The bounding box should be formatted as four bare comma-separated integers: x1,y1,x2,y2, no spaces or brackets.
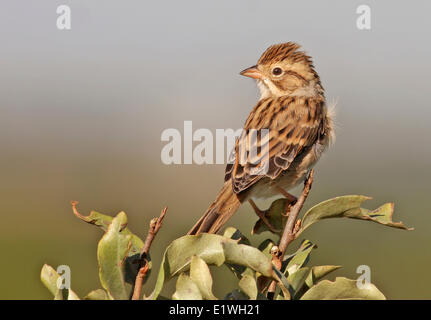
272,67,283,76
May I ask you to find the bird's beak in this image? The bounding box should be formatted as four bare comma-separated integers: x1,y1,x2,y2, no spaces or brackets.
240,65,263,80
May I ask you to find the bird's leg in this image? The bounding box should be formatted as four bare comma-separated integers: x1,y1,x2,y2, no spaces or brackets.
275,186,297,217
248,199,280,233
275,186,297,204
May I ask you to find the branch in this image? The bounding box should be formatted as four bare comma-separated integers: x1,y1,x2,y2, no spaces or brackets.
131,207,167,300
278,169,314,255
267,169,314,299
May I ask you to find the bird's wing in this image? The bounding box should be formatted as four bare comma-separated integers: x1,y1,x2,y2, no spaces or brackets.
225,96,324,194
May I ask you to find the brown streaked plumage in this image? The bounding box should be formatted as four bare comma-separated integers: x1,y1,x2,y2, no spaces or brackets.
188,42,334,235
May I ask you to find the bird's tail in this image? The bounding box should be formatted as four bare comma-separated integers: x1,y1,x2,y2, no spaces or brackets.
188,181,242,235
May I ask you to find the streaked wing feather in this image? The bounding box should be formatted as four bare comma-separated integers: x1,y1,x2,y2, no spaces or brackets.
225,97,322,194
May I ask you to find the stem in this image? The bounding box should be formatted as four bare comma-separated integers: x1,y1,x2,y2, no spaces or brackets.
279,170,314,255
267,169,314,299
130,207,167,300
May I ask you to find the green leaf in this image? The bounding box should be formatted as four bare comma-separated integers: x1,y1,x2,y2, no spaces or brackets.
40,264,61,297
287,267,310,299
149,234,274,300
84,289,110,300
258,239,276,260
40,264,79,300
223,228,254,278
305,265,342,288
297,195,412,236
272,267,292,300
189,256,217,300
284,240,316,275
223,227,251,245
301,277,386,300
224,289,249,300
255,239,276,292
252,198,288,235
97,211,132,300
239,274,258,300
73,207,144,256
172,273,202,300
222,241,273,276
67,289,80,300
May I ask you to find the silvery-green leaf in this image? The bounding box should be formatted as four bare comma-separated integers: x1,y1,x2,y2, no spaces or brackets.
84,289,110,300
149,234,274,300
305,265,342,288
189,256,217,300
97,211,132,300
239,274,258,300
172,273,202,300
297,196,412,236
301,277,386,300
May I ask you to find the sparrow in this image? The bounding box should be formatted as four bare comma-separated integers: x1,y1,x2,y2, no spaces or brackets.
188,42,334,235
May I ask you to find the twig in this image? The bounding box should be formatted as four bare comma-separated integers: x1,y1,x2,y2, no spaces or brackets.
131,207,167,300
131,262,150,300
279,170,314,255
267,169,314,299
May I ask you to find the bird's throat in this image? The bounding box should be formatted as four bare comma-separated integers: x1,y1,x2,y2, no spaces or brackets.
257,79,321,100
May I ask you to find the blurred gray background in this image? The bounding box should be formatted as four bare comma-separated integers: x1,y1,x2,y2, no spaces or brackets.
0,0,430,299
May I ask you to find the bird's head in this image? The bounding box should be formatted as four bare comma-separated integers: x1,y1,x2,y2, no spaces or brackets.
240,42,323,99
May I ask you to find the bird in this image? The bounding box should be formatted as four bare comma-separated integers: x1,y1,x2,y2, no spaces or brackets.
188,42,334,235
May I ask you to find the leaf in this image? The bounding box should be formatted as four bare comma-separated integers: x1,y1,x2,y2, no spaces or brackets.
97,211,132,300
255,239,276,292
258,239,276,260
84,289,110,300
272,267,292,300
222,241,273,276
297,196,412,236
67,290,80,300
40,264,61,297
72,207,144,255
284,240,316,275
149,234,274,300
239,274,258,300
305,265,342,288
189,256,217,300
172,273,202,300
287,267,310,299
252,198,288,235
224,289,249,300
275,267,311,300
40,264,79,300
301,277,386,300
223,228,254,278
